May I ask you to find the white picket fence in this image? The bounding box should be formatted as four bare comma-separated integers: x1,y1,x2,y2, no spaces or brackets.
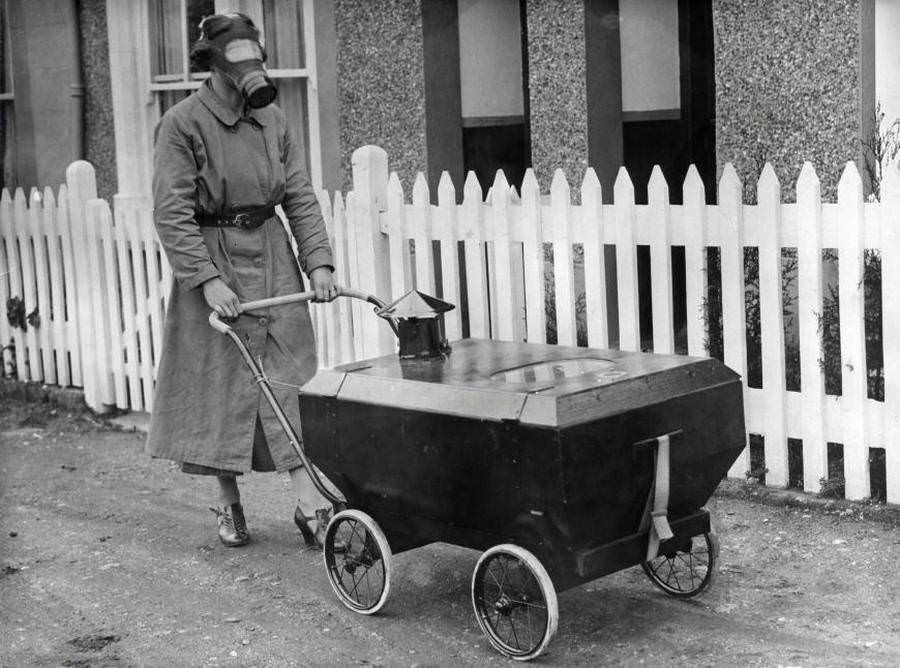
1,148,899,504
336,146,900,505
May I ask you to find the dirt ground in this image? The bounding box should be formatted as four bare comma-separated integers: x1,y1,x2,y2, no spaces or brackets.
1,398,899,667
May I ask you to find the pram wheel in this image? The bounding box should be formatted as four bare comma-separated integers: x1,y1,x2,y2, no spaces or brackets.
323,509,392,615
641,531,718,598
471,544,558,661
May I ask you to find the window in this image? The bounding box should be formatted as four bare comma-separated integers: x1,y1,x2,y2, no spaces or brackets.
0,0,14,190
147,0,321,187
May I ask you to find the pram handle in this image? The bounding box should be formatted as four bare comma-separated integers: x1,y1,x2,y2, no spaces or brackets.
206,286,395,508
208,286,398,336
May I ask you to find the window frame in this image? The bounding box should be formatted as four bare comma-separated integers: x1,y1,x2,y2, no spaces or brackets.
146,0,322,189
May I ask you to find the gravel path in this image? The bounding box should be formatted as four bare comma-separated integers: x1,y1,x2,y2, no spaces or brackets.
1,400,899,666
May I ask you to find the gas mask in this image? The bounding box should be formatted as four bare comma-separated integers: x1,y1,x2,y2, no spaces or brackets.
197,14,277,109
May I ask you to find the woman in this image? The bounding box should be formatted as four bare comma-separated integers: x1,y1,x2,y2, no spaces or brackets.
147,12,338,549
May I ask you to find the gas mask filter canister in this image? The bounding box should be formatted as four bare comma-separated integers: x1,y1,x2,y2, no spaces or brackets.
197,13,277,109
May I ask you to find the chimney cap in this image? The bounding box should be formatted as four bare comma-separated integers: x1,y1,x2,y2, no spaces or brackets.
376,289,455,320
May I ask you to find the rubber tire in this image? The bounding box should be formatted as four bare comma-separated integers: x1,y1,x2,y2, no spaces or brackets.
641,531,718,598
323,509,392,615
471,543,559,661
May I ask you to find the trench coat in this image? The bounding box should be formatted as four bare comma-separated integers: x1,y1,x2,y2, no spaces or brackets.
146,81,333,473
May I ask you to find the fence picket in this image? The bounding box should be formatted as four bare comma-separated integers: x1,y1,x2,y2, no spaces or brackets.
0,190,11,376
881,163,900,503
796,162,827,493
836,162,869,500
757,164,788,486
42,188,68,385
139,204,165,384
719,164,749,478
113,204,141,410
437,172,462,340
314,190,335,368
648,166,674,354
0,188,25,380
349,146,394,358
14,189,40,381
462,172,489,339
82,200,115,407
66,162,101,407
614,168,640,351
343,191,364,361
85,200,115,407
550,170,576,346
57,185,82,386
411,173,435,296
124,202,153,413
30,190,53,383
490,170,517,341
682,166,707,357
101,201,127,408
386,172,411,301
521,169,546,344
331,192,354,365
581,168,607,349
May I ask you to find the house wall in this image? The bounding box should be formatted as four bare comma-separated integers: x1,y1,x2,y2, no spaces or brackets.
524,0,590,186
713,0,873,201
334,0,426,190
78,0,116,202
7,0,81,191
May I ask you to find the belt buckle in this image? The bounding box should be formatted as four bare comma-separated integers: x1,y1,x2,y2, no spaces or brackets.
233,213,251,229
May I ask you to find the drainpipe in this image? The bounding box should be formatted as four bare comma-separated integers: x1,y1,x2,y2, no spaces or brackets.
70,0,85,161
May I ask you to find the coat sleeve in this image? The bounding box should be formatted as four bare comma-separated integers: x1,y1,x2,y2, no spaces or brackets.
153,111,220,291
279,116,334,275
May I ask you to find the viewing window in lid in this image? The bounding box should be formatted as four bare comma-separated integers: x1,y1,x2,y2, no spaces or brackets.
490,358,618,385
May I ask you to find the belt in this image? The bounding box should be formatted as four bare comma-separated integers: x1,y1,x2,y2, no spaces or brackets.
195,207,276,230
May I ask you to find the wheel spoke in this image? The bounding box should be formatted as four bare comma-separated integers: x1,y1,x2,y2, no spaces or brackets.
508,612,521,649
498,557,512,594
526,605,534,650
348,521,366,550
488,562,505,592
347,566,365,601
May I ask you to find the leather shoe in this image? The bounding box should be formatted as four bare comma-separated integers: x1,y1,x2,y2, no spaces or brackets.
294,505,346,552
211,503,250,547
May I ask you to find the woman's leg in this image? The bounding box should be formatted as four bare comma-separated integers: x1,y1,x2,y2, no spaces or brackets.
289,466,346,550
288,466,331,513
213,475,249,546
217,475,241,507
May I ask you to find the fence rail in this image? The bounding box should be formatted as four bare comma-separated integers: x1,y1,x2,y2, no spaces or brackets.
1,149,899,504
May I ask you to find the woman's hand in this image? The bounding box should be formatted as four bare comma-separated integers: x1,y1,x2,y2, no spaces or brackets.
202,277,241,317
309,267,338,302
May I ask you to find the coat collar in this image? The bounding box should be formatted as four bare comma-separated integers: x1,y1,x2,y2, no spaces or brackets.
197,80,268,127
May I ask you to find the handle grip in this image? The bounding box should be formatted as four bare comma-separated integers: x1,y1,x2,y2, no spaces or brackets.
208,286,395,335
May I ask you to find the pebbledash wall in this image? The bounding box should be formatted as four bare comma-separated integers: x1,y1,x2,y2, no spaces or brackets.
78,0,116,203
334,0,427,191
525,0,591,189
713,0,874,202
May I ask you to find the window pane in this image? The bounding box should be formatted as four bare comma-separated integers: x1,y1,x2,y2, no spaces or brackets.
277,78,310,173
262,0,305,69
187,0,215,75
150,0,215,79
156,89,193,118
0,0,11,94
150,0,185,79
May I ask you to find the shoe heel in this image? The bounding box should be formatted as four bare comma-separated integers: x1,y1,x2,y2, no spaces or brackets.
293,506,319,548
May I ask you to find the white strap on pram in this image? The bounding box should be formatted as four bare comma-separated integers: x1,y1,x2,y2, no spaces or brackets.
640,433,674,561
